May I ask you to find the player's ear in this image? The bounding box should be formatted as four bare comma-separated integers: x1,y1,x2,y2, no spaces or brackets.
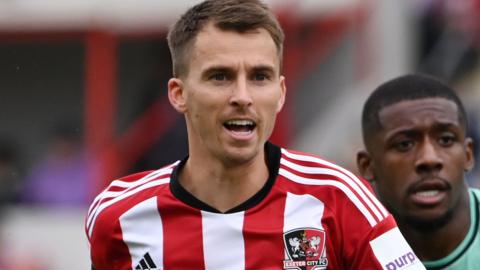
276,75,286,113
464,137,475,172
357,150,374,183
168,78,187,113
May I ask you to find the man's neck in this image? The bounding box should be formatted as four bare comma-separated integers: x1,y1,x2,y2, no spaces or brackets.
178,153,269,213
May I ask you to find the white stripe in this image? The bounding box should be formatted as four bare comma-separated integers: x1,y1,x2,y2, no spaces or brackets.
283,193,326,260
119,197,163,270
282,149,388,218
86,164,176,231
283,192,325,231
281,157,384,222
279,168,377,227
201,211,245,270
87,177,170,237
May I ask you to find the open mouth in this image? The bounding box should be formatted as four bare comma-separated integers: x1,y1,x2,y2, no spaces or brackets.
409,180,449,206
223,120,256,132
414,190,440,197
224,119,256,134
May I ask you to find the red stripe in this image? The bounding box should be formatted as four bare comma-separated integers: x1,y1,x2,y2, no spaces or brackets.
91,221,132,269
158,192,206,270
243,188,287,269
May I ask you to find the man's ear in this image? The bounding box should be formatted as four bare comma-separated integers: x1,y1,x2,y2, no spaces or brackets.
357,150,375,183
276,76,286,113
168,78,187,113
464,137,475,172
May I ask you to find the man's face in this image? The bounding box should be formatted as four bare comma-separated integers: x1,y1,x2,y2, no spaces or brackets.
168,23,285,165
358,98,474,229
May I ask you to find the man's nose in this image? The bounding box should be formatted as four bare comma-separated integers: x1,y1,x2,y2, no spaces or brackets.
415,139,443,174
229,78,253,107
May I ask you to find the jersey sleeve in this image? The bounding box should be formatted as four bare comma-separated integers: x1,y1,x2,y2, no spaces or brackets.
347,214,426,269
88,206,133,270
85,170,158,270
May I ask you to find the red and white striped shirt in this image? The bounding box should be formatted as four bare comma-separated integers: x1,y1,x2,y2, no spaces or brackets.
86,143,425,270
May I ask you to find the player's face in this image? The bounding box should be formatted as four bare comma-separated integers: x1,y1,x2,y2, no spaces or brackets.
168,23,285,165
358,98,474,229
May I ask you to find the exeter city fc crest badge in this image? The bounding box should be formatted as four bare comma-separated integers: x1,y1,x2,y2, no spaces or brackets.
283,228,328,270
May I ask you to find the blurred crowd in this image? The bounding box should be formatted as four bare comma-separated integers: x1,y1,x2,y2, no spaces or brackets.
0,121,94,209
0,1,478,269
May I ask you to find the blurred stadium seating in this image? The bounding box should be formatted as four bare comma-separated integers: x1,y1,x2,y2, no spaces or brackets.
0,0,478,268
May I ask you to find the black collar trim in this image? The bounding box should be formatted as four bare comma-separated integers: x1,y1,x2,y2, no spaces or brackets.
169,142,281,213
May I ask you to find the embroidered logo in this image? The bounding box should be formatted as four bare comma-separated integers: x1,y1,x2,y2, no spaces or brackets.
283,228,328,270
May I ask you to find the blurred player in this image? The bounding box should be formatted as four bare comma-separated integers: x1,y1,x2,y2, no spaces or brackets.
86,0,425,269
357,74,480,269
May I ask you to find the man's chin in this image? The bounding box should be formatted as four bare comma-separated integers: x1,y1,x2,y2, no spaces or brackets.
222,148,258,166
405,208,454,233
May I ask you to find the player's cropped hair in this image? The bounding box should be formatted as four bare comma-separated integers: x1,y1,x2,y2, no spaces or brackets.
361,74,468,146
167,0,285,78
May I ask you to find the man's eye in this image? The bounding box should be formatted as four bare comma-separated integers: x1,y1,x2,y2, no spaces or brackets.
394,140,413,152
253,73,269,81
211,73,227,81
438,135,455,146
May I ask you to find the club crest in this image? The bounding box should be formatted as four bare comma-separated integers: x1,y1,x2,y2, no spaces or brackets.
283,228,328,270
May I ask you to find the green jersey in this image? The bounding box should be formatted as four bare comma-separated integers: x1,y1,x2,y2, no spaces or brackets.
423,188,480,270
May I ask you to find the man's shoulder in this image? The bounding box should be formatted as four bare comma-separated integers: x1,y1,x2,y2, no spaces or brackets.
279,147,390,227
85,161,180,240
470,188,480,202
279,147,361,183
96,161,179,200
471,187,480,193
